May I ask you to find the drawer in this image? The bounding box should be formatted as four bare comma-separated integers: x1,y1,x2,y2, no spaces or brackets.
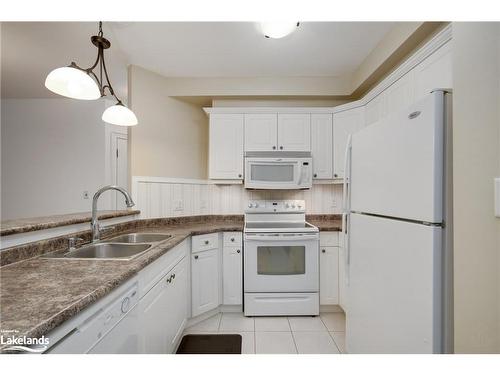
192,233,219,253
223,232,242,247
320,231,339,247
138,238,188,297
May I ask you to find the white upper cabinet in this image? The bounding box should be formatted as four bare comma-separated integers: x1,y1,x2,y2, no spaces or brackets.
244,114,278,151
209,114,244,180
333,107,365,179
311,114,333,179
365,92,387,126
384,71,415,116
277,114,311,151
413,41,452,100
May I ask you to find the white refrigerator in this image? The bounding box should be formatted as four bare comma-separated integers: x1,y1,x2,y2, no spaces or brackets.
343,90,453,354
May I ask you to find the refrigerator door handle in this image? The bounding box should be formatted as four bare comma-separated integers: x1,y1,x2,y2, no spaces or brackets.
342,134,353,286
342,134,352,213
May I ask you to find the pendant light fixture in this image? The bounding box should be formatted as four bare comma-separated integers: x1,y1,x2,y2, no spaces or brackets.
45,22,138,126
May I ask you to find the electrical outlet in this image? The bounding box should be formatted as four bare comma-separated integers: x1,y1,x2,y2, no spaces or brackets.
173,200,183,211
83,191,89,199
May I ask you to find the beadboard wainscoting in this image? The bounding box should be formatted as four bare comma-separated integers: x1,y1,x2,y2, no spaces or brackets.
132,177,343,219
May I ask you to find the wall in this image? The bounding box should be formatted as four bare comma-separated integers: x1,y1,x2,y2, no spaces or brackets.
129,66,209,180
452,22,500,353
1,99,112,220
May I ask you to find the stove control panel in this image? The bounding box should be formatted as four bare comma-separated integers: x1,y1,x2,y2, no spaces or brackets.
245,200,305,213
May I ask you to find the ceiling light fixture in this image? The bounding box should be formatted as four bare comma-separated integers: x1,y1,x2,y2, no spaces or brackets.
259,22,300,39
45,22,138,126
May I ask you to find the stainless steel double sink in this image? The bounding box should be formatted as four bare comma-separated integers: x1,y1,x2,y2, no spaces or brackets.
44,233,172,260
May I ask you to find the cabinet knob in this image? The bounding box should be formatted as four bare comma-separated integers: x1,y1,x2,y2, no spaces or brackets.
237,249,241,253
238,174,242,178
194,255,199,259
166,276,172,283
334,173,338,178
172,273,176,279
231,238,235,242
272,146,276,150
204,240,209,245
322,249,326,253
279,146,283,150
313,173,317,178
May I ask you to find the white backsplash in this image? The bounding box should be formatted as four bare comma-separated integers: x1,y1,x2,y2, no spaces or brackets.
132,177,343,219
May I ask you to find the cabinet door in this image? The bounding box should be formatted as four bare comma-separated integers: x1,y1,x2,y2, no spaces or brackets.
319,246,339,305
338,243,346,312
333,107,365,179
384,71,415,116
413,41,452,101
365,92,387,126
209,114,244,179
311,114,333,179
138,273,172,353
223,246,242,305
166,257,189,352
244,114,278,151
192,248,220,317
277,114,311,151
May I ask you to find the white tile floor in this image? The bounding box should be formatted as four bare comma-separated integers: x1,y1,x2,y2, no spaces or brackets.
183,312,346,354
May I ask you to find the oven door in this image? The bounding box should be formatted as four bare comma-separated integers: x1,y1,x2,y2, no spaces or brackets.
244,158,311,189
244,232,319,292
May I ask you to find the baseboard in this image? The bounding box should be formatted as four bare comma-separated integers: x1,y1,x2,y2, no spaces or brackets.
320,304,344,313
219,304,243,313
186,307,221,328
186,305,243,328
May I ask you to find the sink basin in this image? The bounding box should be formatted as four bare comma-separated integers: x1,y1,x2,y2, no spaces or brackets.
105,233,172,244
62,243,151,259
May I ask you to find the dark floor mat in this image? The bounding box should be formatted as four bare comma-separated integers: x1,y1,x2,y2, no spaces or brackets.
176,334,242,354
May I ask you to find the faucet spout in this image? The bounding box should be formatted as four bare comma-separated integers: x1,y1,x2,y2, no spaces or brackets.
91,185,135,242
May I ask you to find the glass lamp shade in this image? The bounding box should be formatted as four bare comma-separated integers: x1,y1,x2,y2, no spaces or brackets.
259,22,299,39
45,67,101,100
102,103,138,126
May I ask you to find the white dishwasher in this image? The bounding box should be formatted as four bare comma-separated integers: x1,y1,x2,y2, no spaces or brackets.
47,282,139,354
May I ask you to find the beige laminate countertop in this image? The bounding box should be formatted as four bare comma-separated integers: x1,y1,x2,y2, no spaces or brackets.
0,217,341,343
0,210,141,236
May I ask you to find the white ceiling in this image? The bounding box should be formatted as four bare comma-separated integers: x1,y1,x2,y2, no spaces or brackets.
1,22,396,99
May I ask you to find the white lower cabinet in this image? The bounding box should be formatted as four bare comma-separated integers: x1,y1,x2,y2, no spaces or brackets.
319,232,341,306
191,248,220,316
138,256,188,354
319,246,339,305
222,232,243,305
338,241,347,312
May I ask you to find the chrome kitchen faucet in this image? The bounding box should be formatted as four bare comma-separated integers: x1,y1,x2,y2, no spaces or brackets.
91,185,135,242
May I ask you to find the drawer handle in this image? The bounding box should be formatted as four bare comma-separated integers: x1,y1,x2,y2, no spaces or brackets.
194,255,199,259
204,240,209,245
237,250,241,254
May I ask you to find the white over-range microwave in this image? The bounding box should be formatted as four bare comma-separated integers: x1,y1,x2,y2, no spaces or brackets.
244,152,312,190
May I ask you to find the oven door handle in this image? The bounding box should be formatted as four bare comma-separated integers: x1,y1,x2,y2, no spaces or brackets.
244,233,319,241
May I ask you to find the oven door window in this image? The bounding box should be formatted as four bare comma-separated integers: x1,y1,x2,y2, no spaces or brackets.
257,245,305,275
251,164,294,182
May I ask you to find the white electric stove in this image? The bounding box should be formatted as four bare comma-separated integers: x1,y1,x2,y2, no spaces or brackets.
243,200,319,316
